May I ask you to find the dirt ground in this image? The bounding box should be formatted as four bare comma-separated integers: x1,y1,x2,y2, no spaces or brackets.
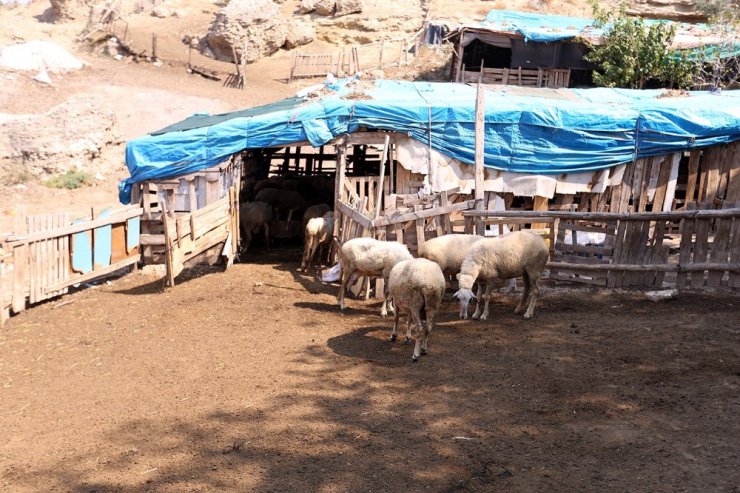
1,247,739,492
2,1,738,491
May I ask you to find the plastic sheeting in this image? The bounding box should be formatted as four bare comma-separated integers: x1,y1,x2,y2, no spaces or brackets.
120,79,740,203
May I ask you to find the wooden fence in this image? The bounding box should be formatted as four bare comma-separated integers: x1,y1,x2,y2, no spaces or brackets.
459,67,572,88
288,29,424,82
463,207,740,290
0,206,143,325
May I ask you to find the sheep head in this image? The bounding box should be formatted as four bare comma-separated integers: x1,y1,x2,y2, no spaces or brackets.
454,288,476,319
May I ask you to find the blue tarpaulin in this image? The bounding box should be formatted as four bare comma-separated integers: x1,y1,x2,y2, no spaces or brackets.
120,79,740,203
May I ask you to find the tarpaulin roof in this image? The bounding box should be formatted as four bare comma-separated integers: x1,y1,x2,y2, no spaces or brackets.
120,79,740,203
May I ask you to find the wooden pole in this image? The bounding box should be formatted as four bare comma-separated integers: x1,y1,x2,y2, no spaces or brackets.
474,63,486,236
151,33,157,61
375,135,391,219
379,40,385,68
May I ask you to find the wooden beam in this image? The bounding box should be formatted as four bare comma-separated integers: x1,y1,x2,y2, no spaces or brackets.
474,73,486,236
372,200,477,227
374,135,390,219
336,201,374,230
5,207,143,245
548,261,740,273
462,208,740,221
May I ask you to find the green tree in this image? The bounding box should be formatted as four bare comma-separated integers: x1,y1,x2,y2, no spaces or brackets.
584,1,696,89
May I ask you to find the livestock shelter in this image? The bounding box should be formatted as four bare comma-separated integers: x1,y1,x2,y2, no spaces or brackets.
121,77,740,290
446,10,740,88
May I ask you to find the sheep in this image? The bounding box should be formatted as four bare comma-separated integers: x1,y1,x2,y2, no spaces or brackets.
337,237,413,317
239,201,274,253
454,230,549,320
300,211,334,272
254,188,306,222
302,203,331,230
418,233,486,317
387,258,446,362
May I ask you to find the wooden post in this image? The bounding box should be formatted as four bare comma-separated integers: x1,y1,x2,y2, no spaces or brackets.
474,66,486,236
379,40,385,68
151,33,157,61
374,135,391,219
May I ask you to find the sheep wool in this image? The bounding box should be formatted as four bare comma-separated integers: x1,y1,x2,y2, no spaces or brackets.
388,258,446,362
456,230,549,320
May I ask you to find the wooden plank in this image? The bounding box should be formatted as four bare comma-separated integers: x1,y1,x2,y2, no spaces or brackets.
5,207,143,245
707,216,732,287
548,261,740,273
415,206,425,252
685,150,701,205
607,220,628,288
726,143,740,202
374,200,477,227
691,217,711,288
44,255,140,293
462,208,740,221
474,79,485,235
705,147,722,202
729,217,740,288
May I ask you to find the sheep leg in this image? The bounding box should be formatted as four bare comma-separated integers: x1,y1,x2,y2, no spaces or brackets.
380,277,394,317
523,275,540,319
264,223,271,253
421,314,435,355
338,267,354,311
300,237,311,271
404,317,412,345
471,282,486,319
479,282,495,321
390,310,400,342
515,272,532,315
411,312,425,362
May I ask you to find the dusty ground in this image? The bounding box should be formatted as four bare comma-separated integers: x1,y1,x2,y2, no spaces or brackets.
2,1,738,491
1,248,739,492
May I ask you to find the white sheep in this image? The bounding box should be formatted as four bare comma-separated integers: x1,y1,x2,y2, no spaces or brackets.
454,230,549,320
337,237,413,317
239,201,274,253
418,233,486,317
302,203,331,230
300,211,335,272
387,258,446,362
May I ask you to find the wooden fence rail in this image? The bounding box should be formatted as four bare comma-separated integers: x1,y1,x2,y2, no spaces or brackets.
463,207,740,289
1,205,143,325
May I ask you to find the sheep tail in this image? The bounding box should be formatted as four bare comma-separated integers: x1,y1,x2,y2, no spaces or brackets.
420,298,427,322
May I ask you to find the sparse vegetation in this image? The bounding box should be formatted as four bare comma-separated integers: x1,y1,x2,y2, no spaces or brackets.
3,163,34,186
43,169,93,189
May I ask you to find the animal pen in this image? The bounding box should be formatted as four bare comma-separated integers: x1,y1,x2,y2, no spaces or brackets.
3,79,740,325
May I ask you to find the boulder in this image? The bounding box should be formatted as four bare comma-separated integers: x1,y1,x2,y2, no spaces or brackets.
203,0,288,63
296,0,317,14
151,5,173,17
48,0,89,20
0,95,120,178
284,21,315,49
335,0,363,16
627,0,707,22
314,0,334,16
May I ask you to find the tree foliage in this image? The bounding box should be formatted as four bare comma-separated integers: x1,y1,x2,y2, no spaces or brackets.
584,1,697,89
692,0,740,90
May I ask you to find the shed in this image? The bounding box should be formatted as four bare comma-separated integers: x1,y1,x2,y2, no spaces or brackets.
446,10,740,88
121,78,740,284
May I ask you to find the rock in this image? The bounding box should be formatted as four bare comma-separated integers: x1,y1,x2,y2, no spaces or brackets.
203,0,288,63
297,0,317,14
284,21,315,49
314,0,334,16
0,95,120,179
48,0,89,20
627,0,707,22
335,0,363,16
151,5,173,18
